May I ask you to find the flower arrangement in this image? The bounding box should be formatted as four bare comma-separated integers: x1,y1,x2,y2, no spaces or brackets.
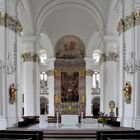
98,112,107,126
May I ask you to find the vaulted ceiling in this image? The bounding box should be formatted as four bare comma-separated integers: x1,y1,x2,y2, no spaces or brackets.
22,0,112,56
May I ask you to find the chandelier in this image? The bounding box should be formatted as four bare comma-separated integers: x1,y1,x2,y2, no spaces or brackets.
124,51,140,74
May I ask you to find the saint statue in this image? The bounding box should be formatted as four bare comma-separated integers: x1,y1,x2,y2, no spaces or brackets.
9,83,16,104
123,81,132,104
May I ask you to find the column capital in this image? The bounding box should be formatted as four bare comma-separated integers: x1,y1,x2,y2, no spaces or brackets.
21,52,38,62
100,36,119,62
22,36,36,51
46,57,56,70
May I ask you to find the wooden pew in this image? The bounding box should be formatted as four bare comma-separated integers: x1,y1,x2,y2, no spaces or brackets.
18,116,39,127
96,130,140,140
0,130,43,140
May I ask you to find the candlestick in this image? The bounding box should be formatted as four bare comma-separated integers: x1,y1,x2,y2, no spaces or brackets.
81,112,83,118
56,112,59,124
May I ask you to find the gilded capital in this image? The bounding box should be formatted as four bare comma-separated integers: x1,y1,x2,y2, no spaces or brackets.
86,70,94,76
0,11,23,34
21,52,38,62
101,52,118,62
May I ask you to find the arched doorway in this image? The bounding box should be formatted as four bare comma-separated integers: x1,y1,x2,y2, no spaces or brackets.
92,96,100,117
40,96,49,115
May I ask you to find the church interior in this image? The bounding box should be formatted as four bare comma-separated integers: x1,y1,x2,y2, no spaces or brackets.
0,0,140,139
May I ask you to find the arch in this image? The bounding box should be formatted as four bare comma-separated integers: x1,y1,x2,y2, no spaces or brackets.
37,33,54,58
35,0,103,32
91,96,100,104
91,96,100,117
86,31,102,57
20,0,34,34
40,96,49,115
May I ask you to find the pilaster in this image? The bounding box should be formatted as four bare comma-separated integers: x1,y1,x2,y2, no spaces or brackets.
46,58,55,116
101,36,119,115
84,57,94,116
117,1,140,127
21,36,38,116
0,0,23,129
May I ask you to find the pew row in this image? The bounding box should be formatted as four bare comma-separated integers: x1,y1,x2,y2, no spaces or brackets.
96,130,140,140
0,130,43,140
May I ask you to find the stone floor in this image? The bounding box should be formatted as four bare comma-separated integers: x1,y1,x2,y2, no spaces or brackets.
45,138,96,140
7,122,134,140
28,122,111,130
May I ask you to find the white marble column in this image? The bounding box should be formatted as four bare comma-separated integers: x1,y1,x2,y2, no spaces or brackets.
46,58,55,116
101,36,119,115
21,36,38,116
85,58,94,116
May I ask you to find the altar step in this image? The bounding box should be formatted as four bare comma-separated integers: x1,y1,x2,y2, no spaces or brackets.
43,130,96,138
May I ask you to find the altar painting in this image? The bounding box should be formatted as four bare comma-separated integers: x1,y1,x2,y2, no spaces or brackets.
61,72,79,103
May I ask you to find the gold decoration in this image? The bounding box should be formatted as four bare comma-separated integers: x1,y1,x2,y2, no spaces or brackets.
86,70,94,76
101,52,118,62
54,69,61,77
68,105,72,111
117,11,140,35
123,81,132,104
54,95,60,104
80,95,86,104
0,11,23,34
79,69,85,76
21,52,38,62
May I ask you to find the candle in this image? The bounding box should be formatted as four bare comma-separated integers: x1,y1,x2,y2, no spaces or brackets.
81,112,83,118
56,112,59,124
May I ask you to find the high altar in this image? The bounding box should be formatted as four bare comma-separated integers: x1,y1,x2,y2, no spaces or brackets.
61,115,79,125
54,35,86,115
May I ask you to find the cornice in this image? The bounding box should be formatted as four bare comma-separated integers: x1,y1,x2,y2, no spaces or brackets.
0,11,23,35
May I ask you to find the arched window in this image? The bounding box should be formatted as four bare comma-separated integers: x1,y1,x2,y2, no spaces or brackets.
93,53,100,63
93,49,100,64
40,72,47,81
40,53,47,65
40,72,48,94
92,71,100,89
40,96,49,115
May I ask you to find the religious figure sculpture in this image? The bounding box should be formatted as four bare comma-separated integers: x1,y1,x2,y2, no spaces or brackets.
55,95,60,104
123,81,132,104
80,95,86,104
9,83,16,104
